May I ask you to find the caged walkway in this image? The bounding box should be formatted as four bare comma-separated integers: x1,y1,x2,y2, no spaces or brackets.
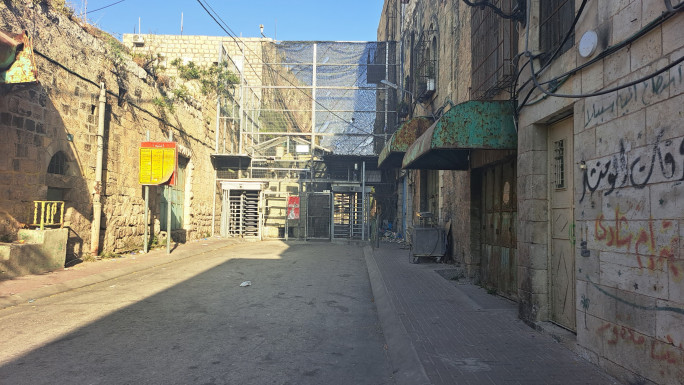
364,242,619,385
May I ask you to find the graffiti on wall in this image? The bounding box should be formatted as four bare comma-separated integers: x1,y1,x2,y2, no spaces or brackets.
585,64,683,128
596,322,683,366
594,207,680,277
580,131,684,202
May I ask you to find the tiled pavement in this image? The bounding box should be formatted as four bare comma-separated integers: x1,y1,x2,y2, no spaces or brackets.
365,242,620,385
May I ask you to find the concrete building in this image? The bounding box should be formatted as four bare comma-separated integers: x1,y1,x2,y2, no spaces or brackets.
377,0,684,383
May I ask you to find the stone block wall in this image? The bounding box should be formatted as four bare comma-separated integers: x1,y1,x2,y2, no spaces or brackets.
381,0,474,268
517,1,684,383
0,1,219,259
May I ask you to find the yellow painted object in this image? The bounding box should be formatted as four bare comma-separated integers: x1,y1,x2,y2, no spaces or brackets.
30,201,65,230
0,30,38,84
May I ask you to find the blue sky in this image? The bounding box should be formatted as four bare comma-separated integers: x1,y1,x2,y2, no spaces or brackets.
67,0,385,42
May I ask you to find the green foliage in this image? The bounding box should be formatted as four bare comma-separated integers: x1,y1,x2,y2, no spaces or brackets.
200,62,240,96
171,59,239,98
171,59,201,80
106,36,128,70
152,96,175,114
172,85,190,101
132,52,165,79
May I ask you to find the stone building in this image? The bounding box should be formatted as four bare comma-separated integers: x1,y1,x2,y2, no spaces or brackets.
0,1,219,265
123,33,394,241
378,0,683,383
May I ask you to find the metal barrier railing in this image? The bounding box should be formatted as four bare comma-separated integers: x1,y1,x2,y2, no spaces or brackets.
30,201,65,230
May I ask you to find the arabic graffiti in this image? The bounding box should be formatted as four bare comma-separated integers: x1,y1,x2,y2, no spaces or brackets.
585,64,683,128
594,207,680,276
580,131,684,202
596,322,684,366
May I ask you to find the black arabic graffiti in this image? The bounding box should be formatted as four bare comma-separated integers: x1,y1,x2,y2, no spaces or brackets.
585,65,683,128
580,131,684,202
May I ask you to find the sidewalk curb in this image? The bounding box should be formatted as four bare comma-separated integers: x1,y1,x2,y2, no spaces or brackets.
0,238,243,310
363,245,432,385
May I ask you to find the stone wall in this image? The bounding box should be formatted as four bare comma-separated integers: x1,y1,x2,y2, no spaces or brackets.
0,1,218,259
517,1,684,383
380,0,473,266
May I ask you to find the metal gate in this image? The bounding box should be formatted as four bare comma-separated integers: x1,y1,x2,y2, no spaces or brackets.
306,192,331,240
223,189,261,238
333,192,366,239
262,191,289,239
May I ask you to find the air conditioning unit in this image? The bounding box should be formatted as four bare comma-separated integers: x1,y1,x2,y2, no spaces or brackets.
132,34,145,46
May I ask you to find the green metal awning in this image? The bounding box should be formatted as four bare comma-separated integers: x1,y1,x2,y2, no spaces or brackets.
377,117,433,168
402,101,517,170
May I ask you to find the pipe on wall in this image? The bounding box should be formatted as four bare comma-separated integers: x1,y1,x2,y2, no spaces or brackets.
90,82,106,255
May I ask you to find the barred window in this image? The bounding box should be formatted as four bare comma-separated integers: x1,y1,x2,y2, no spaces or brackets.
540,0,575,63
553,139,565,189
470,0,518,100
47,151,68,175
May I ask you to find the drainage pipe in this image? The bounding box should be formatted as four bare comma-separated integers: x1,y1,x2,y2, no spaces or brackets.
90,82,106,255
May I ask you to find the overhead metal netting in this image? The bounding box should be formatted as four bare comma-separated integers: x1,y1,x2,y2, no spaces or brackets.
221,40,397,158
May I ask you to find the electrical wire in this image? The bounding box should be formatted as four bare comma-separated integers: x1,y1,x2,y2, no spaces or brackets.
87,0,127,14
195,0,377,137
527,54,684,99
33,48,207,145
518,3,683,106
461,0,525,21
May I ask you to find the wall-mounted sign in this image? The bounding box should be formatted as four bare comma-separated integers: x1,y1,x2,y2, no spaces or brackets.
139,142,177,185
287,196,300,220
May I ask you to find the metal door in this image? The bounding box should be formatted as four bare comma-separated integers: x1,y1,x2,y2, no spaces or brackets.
306,192,331,240
160,157,187,231
548,118,575,331
480,158,517,299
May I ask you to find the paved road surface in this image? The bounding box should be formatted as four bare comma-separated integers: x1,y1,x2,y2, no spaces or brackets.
0,241,394,385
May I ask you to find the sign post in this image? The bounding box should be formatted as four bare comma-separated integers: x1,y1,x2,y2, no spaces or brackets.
139,139,177,254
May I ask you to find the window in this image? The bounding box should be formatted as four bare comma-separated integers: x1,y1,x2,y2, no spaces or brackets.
553,139,565,189
470,0,518,99
47,151,68,175
540,0,575,63
414,27,437,102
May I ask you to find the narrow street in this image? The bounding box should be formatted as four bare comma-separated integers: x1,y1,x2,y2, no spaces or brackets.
0,241,394,385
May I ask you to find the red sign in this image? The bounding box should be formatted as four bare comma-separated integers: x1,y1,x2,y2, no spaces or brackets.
287,197,300,220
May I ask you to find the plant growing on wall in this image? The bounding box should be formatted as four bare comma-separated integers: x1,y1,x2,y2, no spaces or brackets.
170,59,239,99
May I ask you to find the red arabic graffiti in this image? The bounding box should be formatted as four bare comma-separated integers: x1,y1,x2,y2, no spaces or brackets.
594,207,680,277
597,323,646,346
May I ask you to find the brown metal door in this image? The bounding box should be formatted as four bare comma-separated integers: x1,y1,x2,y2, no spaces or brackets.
480,158,517,299
548,118,576,331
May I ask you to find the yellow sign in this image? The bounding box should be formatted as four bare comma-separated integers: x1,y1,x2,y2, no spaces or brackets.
139,142,177,185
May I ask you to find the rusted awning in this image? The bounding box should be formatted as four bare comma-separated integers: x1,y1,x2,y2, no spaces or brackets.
402,101,516,170
377,117,433,168
0,30,38,84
